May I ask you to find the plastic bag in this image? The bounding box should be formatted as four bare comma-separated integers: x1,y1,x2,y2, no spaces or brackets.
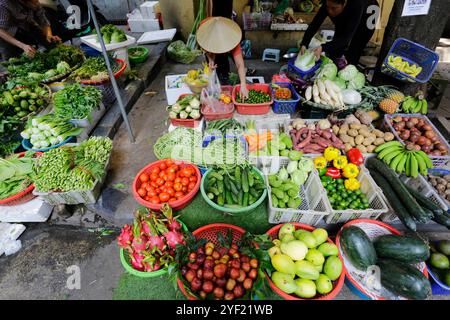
206,69,222,98
167,40,202,64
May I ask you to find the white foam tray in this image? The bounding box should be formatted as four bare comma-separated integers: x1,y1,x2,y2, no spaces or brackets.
137,28,177,44
80,34,136,52
0,197,53,223
0,223,25,256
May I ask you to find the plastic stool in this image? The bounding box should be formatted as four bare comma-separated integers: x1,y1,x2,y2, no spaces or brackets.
262,49,280,63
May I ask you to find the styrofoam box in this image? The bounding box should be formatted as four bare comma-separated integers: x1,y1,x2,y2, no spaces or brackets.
128,18,160,33
0,197,53,223
0,223,26,256
165,74,193,105
140,1,159,19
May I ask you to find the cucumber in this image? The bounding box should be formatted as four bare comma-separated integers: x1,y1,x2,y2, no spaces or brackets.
217,180,224,193
377,259,431,300
340,226,377,271
209,187,220,196
217,195,225,206
242,168,249,193
367,167,417,231
247,168,255,187
235,166,241,184
208,177,217,186
207,193,214,200
374,234,430,263
403,183,444,217
249,187,260,199
224,175,231,191
210,172,223,181
231,191,238,204
238,190,243,206
225,191,233,205
432,211,450,229
228,178,239,196
367,158,428,223
243,192,249,207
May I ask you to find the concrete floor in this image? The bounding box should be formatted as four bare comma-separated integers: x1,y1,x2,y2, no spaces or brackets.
1,59,449,300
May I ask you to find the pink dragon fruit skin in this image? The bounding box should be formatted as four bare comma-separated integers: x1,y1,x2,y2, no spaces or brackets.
147,235,166,251
117,224,133,249
167,219,182,231
131,235,148,253
164,230,185,249
131,253,145,271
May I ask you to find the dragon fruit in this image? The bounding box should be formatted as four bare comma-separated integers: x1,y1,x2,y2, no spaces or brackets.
167,219,182,231
117,224,133,250
164,230,185,249
131,253,145,271
132,235,148,253
147,234,166,252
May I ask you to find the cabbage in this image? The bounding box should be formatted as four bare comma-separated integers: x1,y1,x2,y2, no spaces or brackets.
341,89,362,105
333,77,347,90
347,72,366,90
317,63,337,80
295,50,316,72
338,64,358,81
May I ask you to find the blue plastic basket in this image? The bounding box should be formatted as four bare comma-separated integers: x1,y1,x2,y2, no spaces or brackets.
287,57,322,79
382,38,439,83
427,266,450,295
271,83,300,114
80,43,102,57
22,136,77,152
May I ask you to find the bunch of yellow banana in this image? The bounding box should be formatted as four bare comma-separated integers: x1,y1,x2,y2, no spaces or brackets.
402,95,428,114
388,55,422,78
375,141,433,178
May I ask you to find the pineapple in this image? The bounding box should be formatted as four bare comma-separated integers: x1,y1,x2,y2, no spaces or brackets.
386,89,405,104
379,98,399,114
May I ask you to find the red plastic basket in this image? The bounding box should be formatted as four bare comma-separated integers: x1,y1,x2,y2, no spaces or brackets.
0,152,43,206
170,93,203,128
177,223,249,300
335,219,429,300
200,85,234,121
265,223,346,300
78,58,127,85
232,84,273,115
132,159,201,211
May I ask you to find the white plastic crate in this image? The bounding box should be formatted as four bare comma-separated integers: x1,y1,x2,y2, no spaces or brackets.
266,160,331,226
165,74,193,105
383,114,450,167
324,165,389,224
380,173,449,223
250,155,290,175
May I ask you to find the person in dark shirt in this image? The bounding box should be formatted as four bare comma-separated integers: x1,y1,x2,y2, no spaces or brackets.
0,0,61,60
300,0,379,66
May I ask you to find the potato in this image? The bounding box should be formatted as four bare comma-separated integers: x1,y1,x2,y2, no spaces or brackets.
350,123,361,130
355,135,364,145
384,132,395,141
344,143,353,152
348,129,359,137
360,129,371,138
332,125,340,135
340,134,352,143
366,145,376,153
339,127,348,136
357,145,367,153
374,138,385,146
363,137,375,146
373,129,385,138
349,137,355,147
341,124,349,132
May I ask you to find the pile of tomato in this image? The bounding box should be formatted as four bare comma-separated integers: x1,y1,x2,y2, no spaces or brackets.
136,159,198,205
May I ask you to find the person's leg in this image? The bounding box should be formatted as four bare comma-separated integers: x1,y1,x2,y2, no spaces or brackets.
345,26,375,66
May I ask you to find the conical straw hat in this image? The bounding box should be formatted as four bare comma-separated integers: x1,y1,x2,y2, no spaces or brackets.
196,17,242,54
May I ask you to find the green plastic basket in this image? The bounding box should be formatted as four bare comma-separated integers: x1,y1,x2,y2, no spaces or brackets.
119,219,188,278
128,46,149,65
200,167,268,215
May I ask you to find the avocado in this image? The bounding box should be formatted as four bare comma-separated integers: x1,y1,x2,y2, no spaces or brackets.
437,240,450,256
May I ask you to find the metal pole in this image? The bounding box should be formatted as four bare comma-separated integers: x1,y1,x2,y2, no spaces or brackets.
86,0,135,143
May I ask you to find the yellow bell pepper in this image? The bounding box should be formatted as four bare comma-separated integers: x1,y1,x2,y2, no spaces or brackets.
323,147,340,162
345,178,360,191
342,163,359,179
314,156,327,169
333,156,348,169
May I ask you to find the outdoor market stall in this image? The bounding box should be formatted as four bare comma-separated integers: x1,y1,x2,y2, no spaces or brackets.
0,1,449,301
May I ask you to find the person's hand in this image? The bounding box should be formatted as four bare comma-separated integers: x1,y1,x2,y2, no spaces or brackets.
240,84,249,100
46,34,62,43
313,46,322,60
21,44,36,58
208,60,217,71
300,45,306,55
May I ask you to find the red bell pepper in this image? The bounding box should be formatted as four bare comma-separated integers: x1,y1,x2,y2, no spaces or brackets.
325,167,341,179
347,148,364,165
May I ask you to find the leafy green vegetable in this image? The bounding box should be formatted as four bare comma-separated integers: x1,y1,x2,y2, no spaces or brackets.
70,57,119,82
99,25,127,44
53,83,102,120
338,64,359,81
0,152,35,200
167,40,202,64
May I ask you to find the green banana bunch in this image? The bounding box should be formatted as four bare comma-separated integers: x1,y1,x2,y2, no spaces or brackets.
401,94,428,115
375,141,433,178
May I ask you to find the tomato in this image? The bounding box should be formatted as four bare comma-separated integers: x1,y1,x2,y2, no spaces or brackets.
166,187,175,197
182,168,192,178
139,173,149,183
149,196,160,204
156,178,165,186
159,162,167,170
145,184,154,192
145,196,150,201
188,182,196,191
169,198,177,202
147,191,157,198
150,172,159,181
155,188,161,194
137,188,146,197
150,181,159,188
174,183,182,192
174,177,182,184
165,181,174,188
165,159,174,167
167,172,176,181
175,191,184,198
151,167,160,175
189,175,197,183
182,186,188,193
181,177,190,186
158,171,166,178
166,166,177,174
159,192,170,202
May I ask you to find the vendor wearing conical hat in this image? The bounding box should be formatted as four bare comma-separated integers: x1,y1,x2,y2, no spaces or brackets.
196,17,249,99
